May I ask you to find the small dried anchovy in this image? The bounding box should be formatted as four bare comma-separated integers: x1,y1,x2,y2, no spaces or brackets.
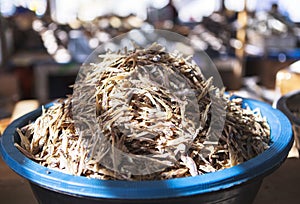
15,44,270,180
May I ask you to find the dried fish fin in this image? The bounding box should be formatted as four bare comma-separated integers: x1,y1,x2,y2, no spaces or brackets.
16,128,30,151
180,155,198,176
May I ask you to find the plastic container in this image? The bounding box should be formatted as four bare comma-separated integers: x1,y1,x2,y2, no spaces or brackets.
277,90,300,149
0,98,293,204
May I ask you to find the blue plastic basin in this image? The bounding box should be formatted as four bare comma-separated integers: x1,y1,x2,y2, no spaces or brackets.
0,98,293,204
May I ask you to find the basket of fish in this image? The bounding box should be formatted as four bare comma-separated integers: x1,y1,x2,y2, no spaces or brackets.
0,31,293,204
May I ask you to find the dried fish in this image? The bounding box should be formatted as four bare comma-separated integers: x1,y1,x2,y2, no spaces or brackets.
15,43,270,180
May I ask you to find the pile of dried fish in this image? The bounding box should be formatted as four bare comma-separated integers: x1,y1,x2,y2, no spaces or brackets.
15,44,270,180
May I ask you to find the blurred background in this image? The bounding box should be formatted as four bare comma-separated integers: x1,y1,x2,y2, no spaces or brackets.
1,0,300,146
1,0,300,116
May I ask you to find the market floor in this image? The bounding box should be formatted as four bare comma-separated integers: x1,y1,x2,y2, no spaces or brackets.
0,156,300,204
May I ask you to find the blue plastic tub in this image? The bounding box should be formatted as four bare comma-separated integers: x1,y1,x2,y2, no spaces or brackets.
0,98,293,204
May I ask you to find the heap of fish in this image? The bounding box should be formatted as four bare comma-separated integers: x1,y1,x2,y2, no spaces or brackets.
15,44,270,180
